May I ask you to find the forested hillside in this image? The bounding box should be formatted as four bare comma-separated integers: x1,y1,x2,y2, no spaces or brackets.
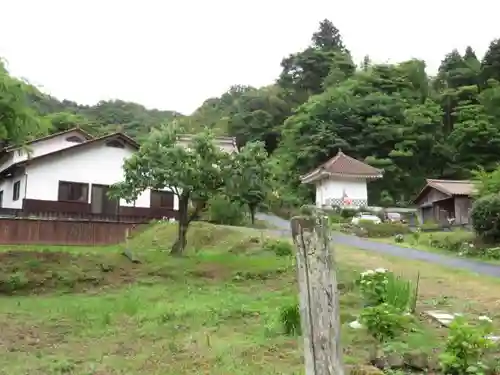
1,19,500,206
175,20,500,206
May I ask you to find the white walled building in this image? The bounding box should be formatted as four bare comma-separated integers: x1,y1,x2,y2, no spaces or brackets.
0,128,237,219
300,150,383,209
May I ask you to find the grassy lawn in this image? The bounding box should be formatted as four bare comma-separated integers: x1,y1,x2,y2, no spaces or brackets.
0,222,499,374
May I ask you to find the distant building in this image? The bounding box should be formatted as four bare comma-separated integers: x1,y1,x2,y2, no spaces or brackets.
413,179,474,225
0,128,237,220
300,150,383,209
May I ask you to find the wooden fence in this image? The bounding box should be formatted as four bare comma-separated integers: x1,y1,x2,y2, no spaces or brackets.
0,217,145,245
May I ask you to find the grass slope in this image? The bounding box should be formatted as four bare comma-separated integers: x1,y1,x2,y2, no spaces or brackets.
0,222,498,374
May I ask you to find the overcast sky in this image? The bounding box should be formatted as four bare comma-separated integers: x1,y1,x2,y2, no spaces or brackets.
1,0,499,115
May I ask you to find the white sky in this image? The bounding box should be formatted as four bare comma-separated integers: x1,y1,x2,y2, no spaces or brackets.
1,0,499,115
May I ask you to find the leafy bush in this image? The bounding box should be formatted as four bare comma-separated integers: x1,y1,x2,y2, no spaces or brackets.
394,234,404,243
426,231,475,252
357,268,418,312
471,193,500,243
384,272,418,313
328,214,344,224
207,195,245,226
357,268,390,306
440,315,495,375
263,239,294,256
420,220,441,231
358,222,411,238
279,303,301,335
359,303,411,343
341,208,358,219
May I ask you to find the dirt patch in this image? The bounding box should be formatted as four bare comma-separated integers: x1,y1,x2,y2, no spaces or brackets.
0,316,66,352
0,250,141,295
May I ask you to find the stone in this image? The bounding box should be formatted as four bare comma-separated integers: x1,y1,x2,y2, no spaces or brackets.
348,320,363,329
424,310,457,327
404,351,440,371
346,365,384,375
370,349,404,370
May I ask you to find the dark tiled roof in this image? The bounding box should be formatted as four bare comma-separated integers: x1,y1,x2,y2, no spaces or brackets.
301,150,383,182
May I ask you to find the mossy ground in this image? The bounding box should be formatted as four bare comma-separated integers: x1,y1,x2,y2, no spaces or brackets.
0,222,498,374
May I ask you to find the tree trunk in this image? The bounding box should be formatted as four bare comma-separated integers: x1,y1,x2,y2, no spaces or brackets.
171,194,190,255
249,204,256,225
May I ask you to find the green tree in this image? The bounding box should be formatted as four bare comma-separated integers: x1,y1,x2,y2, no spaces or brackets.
0,59,47,146
311,19,347,51
110,124,230,255
481,39,500,84
228,141,271,224
278,20,354,104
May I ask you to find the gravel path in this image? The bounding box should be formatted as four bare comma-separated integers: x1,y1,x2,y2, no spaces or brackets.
256,212,500,278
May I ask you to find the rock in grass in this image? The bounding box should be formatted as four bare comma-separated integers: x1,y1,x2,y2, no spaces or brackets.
346,365,384,375
122,248,141,264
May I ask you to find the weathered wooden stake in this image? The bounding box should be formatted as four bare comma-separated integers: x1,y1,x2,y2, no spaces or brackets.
291,208,344,375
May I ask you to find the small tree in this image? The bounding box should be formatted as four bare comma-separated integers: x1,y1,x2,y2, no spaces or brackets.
110,123,230,255
228,141,271,224
472,166,500,198
471,193,500,243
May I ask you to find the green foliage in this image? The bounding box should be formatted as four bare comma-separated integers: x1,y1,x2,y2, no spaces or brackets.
279,303,301,335
110,124,232,254
439,316,495,375
358,222,411,238
426,231,475,252
472,166,500,198
471,194,500,243
340,208,358,219
359,303,410,343
263,239,294,257
227,141,272,224
0,59,48,146
357,269,418,312
206,195,245,226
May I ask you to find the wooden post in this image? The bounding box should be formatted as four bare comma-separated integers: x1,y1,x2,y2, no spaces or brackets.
291,207,344,375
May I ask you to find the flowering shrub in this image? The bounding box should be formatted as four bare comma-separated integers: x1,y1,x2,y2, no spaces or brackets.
357,268,418,312
357,268,389,306
440,315,496,375
359,303,411,343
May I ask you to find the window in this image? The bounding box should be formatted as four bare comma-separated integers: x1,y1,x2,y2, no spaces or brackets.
0,191,3,207
58,181,89,202
12,181,20,201
150,190,174,208
106,140,125,148
66,136,83,143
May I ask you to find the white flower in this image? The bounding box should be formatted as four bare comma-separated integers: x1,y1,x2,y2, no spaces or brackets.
361,270,375,277
375,268,387,273
349,320,363,329
478,315,493,323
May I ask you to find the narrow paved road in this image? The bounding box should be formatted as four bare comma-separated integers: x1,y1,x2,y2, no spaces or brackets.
256,212,500,278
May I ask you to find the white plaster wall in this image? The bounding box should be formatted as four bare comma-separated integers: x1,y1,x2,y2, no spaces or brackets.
315,177,368,207
0,175,27,209
23,142,178,209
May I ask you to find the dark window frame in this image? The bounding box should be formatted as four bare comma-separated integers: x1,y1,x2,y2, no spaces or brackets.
66,136,84,143
150,190,174,209
58,181,89,203
0,190,3,207
12,181,21,201
105,140,125,148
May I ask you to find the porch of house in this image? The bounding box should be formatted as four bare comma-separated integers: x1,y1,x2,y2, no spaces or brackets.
418,196,472,226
